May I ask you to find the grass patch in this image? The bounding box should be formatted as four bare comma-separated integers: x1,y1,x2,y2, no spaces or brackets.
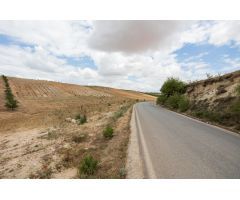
78,155,98,177
103,125,114,139
75,114,87,125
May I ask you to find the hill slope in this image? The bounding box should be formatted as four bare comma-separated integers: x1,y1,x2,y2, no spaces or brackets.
185,70,240,131
0,76,156,178
0,76,155,132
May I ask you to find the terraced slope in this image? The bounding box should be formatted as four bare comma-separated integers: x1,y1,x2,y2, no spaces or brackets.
0,76,155,132
9,77,111,99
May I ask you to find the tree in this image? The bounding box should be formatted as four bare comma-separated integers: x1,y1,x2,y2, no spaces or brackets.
2,75,18,110
160,78,186,97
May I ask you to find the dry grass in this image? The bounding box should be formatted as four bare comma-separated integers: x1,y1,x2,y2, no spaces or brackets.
0,76,153,178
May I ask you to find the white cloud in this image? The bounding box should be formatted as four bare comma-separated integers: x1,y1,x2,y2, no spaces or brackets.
88,21,191,54
208,21,240,46
0,21,91,56
0,20,240,92
0,44,99,85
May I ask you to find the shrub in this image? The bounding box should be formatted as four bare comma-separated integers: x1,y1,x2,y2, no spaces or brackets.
166,94,181,109
112,105,130,121
79,155,98,176
114,110,123,119
103,125,114,139
119,167,127,178
192,110,222,123
156,94,168,105
2,75,18,110
75,114,87,125
178,96,190,112
160,78,186,97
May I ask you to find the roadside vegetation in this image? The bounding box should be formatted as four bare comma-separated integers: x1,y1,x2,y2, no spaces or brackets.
157,77,240,132
156,78,189,112
2,75,18,110
78,155,98,178
103,125,114,139
75,114,87,125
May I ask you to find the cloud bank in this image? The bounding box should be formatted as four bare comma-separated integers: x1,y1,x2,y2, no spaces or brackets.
0,20,240,91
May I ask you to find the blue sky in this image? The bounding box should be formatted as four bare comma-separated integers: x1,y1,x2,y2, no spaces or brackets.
0,33,35,49
58,55,97,69
174,42,240,74
0,21,239,91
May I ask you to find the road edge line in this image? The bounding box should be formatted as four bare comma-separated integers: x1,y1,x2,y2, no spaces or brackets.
135,105,157,179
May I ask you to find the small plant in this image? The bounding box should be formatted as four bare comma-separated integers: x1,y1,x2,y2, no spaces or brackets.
79,155,98,176
114,110,123,119
119,167,126,178
75,114,87,125
103,125,114,139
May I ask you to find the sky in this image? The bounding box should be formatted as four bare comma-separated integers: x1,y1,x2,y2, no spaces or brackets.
0,20,240,92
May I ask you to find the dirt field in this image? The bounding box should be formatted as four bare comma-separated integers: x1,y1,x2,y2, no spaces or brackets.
0,76,155,178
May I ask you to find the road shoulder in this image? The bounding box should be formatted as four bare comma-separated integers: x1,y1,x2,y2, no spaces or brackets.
126,105,144,178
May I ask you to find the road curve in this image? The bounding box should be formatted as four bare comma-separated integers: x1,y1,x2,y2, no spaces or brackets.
128,102,240,178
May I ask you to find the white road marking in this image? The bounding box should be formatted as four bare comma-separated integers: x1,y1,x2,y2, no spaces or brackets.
135,106,157,179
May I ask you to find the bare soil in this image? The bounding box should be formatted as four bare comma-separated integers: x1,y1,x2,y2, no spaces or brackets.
0,76,155,178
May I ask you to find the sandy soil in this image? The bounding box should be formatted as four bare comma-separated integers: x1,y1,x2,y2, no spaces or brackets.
0,103,133,178
0,76,155,178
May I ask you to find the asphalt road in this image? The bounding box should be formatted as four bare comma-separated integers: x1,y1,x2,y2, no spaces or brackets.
133,102,240,178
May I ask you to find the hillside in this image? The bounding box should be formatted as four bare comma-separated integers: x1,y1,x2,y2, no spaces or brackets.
0,76,155,132
186,70,240,107
0,76,155,178
185,70,240,131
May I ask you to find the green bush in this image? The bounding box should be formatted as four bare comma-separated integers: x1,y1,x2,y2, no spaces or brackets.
75,114,87,125
156,94,168,105
79,155,98,176
178,96,190,112
160,78,186,97
103,125,114,139
166,94,181,109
